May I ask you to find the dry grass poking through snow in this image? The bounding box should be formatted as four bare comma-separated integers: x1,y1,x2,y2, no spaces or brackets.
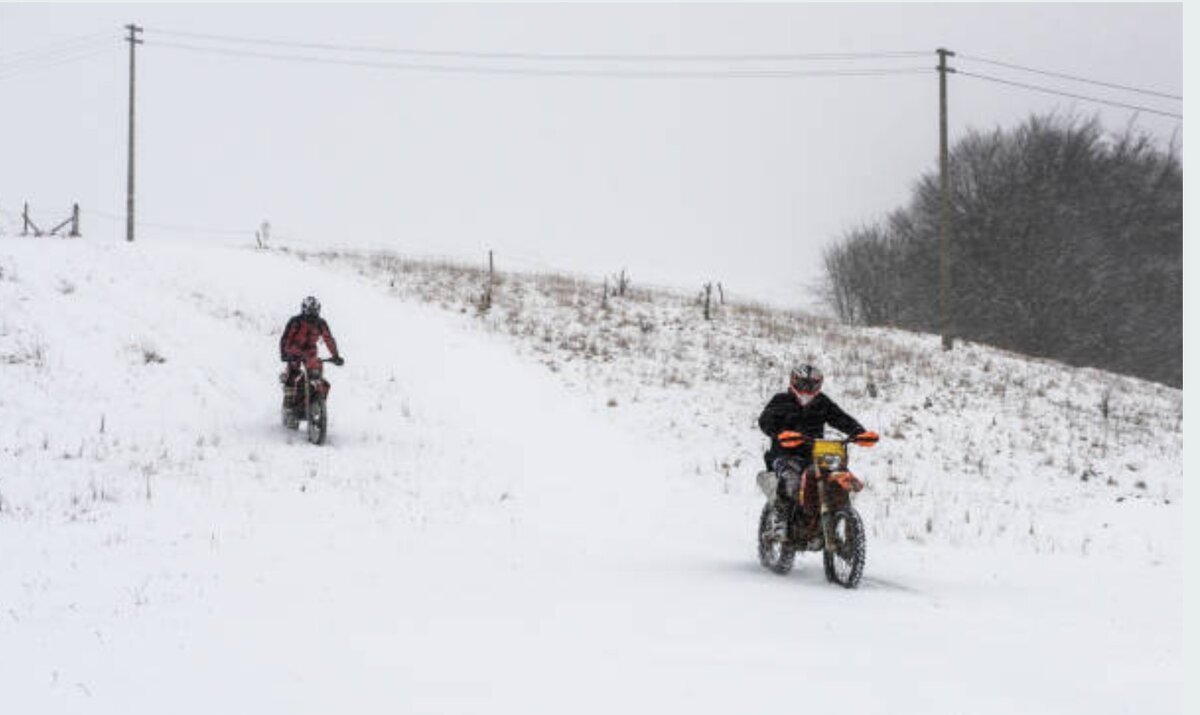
301,248,1183,559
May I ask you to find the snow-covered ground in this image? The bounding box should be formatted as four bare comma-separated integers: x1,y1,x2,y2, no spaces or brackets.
0,236,1183,713
315,248,1183,559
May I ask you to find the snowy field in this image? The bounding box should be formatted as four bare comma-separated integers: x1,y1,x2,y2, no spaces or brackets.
0,236,1183,713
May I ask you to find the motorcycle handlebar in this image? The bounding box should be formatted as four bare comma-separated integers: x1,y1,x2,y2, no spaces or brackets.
784,432,879,447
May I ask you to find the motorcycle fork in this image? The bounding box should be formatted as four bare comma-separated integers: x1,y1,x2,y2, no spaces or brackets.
817,476,834,554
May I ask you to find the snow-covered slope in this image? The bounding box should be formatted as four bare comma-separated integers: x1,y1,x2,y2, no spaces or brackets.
0,237,1183,714
313,248,1184,559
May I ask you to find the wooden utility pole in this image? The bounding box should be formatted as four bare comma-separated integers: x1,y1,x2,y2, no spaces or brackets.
937,47,955,351
125,24,143,243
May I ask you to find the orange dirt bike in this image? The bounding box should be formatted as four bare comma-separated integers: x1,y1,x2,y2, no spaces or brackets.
281,356,339,445
756,432,878,588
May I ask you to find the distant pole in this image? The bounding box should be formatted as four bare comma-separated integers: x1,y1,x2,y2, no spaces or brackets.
482,249,494,311
125,23,143,243
937,47,955,351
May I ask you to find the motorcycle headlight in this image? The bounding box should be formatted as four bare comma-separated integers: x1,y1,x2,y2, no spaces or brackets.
820,454,843,470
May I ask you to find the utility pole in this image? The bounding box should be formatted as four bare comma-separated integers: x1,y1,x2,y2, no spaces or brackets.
125,23,143,243
937,47,955,351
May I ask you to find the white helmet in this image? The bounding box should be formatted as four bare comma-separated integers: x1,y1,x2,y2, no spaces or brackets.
301,296,321,318
789,364,823,406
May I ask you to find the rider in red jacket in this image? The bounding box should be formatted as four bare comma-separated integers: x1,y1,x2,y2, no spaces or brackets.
280,296,344,422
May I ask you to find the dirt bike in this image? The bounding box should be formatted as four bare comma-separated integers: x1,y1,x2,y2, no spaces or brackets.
756,432,878,588
280,357,339,445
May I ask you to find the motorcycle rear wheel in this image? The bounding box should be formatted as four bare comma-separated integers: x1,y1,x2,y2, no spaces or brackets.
822,507,866,588
307,396,327,445
758,503,795,575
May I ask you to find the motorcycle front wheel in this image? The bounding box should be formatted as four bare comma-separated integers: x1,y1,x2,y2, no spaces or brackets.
822,507,866,588
307,396,327,445
758,503,795,575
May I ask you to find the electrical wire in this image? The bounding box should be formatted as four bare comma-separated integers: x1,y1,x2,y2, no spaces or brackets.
956,70,1182,119
151,40,935,79
0,29,110,62
0,43,115,81
0,31,115,80
957,52,1181,101
148,28,929,63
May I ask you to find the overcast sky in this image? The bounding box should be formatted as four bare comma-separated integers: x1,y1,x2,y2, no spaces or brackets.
0,3,1184,310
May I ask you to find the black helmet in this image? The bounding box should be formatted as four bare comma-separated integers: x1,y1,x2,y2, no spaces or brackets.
789,364,823,405
301,295,321,318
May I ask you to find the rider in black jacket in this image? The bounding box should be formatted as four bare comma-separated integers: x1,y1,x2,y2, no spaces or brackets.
758,364,867,513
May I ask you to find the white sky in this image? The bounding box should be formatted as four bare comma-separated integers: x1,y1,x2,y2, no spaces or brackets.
0,2,1184,310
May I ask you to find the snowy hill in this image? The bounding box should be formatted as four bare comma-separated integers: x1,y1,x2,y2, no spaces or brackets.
0,237,1183,713
311,248,1183,559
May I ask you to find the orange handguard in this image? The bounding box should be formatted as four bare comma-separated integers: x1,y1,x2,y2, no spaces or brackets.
778,431,806,448
853,431,880,447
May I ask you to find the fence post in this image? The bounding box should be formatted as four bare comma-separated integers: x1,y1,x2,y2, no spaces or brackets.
70,204,80,237
256,220,270,249
22,203,45,237
481,249,494,312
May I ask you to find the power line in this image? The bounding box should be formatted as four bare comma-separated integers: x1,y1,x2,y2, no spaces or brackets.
0,32,115,80
151,40,934,79
0,44,114,81
148,27,928,63
957,52,1181,101
0,29,110,62
956,70,1182,119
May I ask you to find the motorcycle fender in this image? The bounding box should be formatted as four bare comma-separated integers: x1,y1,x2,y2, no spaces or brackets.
831,471,864,492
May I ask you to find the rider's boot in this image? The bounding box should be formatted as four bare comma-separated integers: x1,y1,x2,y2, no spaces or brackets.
282,387,299,429
772,494,796,545
776,473,806,539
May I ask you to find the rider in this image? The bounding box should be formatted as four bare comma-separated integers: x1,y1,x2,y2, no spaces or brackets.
758,364,871,519
279,296,344,423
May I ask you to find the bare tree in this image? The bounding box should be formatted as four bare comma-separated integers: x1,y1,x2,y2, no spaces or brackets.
823,113,1181,386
